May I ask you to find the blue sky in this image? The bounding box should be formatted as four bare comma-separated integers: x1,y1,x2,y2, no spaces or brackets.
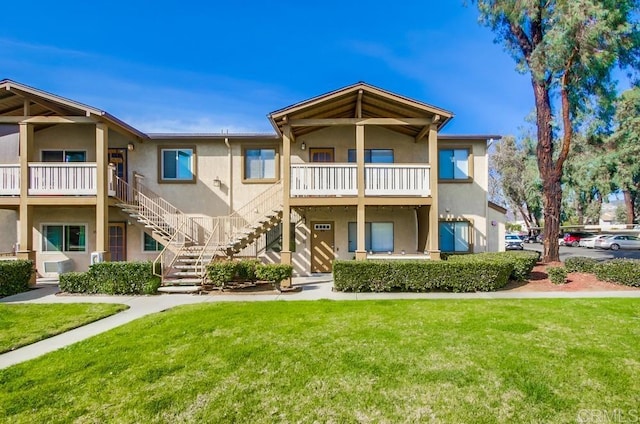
0,1,535,136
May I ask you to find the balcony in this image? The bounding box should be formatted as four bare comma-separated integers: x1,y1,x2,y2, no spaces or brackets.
290,163,430,197
0,163,98,196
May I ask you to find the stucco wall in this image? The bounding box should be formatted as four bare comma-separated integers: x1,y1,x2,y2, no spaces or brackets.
438,139,489,253
0,210,17,253
0,125,19,164
487,205,507,252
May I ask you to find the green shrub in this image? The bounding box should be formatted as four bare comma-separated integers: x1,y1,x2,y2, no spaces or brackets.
333,260,512,293
58,262,160,295
594,259,640,287
448,251,538,281
58,272,95,293
236,259,261,282
547,266,568,285
255,264,293,289
0,260,34,297
565,256,599,273
206,261,238,288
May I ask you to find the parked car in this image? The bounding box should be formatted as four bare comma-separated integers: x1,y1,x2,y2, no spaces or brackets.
579,234,612,249
594,235,640,250
505,234,524,250
563,232,595,247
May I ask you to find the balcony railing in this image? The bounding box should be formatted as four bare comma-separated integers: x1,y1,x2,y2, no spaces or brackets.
290,163,430,197
0,165,20,195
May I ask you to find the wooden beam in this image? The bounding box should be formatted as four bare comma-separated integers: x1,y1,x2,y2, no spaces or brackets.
7,87,72,116
355,89,363,118
289,117,434,127
0,116,96,124
23,99,30,115
414,115,442,143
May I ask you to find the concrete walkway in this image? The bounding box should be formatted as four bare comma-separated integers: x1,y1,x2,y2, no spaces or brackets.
2,276,640,369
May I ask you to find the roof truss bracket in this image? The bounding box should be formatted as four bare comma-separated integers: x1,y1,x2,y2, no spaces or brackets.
414,114,441,143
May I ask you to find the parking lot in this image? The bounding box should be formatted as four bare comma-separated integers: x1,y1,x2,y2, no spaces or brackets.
524,243,640,261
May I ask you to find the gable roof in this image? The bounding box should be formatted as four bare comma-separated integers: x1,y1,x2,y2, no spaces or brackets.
268,82,454,139
0,79,147,140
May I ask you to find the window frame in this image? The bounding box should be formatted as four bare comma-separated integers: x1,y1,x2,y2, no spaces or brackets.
437,146,473,182
438,220,472,253
242,144,280,184
347,149,394,163
347,221,395,253
41,149,87,163
157,145,197,184
142,232,164,252
41,223,88,253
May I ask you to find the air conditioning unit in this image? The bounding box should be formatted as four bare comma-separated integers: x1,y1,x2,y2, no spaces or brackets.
43,259,74,275
90,251,105,265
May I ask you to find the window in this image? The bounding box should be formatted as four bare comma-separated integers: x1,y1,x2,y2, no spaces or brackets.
347,149,394,163
160,148,195,182
143,232,164,252
42,150,86,162
244,148,277,180
439,221,470,253
439,148,470,180
265,223,296,252
348,222,394,252
42,224,86,252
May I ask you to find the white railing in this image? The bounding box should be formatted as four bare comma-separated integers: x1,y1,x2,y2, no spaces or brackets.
365,164,430,196
290,163,431,197
28,163,97,195
0,164,20,195
290,163,357,196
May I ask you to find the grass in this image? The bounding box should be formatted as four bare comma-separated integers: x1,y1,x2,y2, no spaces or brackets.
0,299,639,423
0,303,128,353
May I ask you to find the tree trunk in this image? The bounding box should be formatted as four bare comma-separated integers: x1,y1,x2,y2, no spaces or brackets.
533,80,562,262
623,190,635,225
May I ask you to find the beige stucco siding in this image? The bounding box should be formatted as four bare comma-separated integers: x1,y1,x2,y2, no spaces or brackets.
487,205,507,252
0,210,17,253
0,125,19,164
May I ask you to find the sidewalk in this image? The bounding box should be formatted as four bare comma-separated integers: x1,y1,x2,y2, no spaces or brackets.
2,276,640,369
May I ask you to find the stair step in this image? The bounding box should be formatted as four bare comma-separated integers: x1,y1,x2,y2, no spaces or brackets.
158,285,201,293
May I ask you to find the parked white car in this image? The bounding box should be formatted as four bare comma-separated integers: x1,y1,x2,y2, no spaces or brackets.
594,235,640,250
579,234,612,249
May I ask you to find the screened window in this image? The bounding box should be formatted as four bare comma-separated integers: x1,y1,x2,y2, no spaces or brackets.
42,150,86,162
347,149,394,163
348,222,394,252
42,224,86,252
439,221,470,253
245,148,276,180
439,149,470,180
143,232,164,252
265,223,296,252
161,148,194,181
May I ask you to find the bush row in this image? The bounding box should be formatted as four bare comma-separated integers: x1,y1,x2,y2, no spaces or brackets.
447,250,539,281
333,259,513,293
206,259,293,289
59,262,160,295
0,260,34,297
563,256,640,287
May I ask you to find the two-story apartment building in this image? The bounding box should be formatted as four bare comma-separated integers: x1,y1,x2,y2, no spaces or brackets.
0,79,505,286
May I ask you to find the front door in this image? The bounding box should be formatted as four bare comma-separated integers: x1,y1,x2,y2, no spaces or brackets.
311,221,335,273
309,148,334,163
108,223,126,262
108,148,128,181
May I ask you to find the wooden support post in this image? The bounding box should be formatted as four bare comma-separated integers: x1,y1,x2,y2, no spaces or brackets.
355,124,367,260
18,123,36,285
427,124,441,260
96,123,110,260
280,125,293,286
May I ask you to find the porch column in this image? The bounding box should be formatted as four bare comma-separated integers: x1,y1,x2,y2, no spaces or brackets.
18,123,36,285
355,124,367,260
427,124,441,260
280,125,292,286
96,123,110,260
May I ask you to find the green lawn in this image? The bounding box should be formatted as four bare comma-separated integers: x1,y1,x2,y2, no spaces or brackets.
1,299,639,423
0,303,128,353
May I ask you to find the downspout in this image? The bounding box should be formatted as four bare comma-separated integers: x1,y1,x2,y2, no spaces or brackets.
225,138,232,215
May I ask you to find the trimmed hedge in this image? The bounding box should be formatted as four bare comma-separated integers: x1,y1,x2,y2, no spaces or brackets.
594,259,640,287
333,260,513,293
565,256,599,273
547,266,568,285
59,261,160,295
447,251,539,281
0,260,34,297
206,260,293,289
